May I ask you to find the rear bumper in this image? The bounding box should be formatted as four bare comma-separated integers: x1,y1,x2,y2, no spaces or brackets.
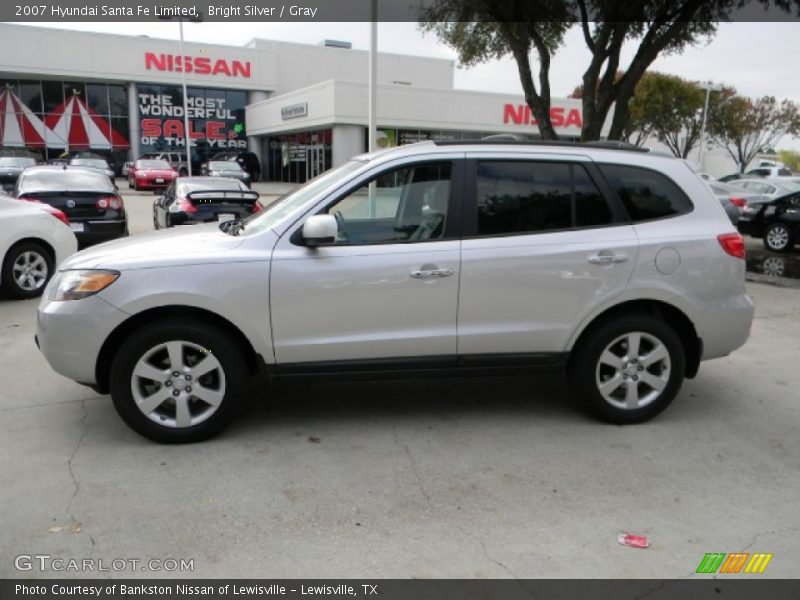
75,219,128,247
737,218,763,238
697,292,754,361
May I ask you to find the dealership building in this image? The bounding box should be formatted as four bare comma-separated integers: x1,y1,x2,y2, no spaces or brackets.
1,23,738,182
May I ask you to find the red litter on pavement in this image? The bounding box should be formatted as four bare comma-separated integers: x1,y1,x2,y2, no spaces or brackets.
617,533,650,549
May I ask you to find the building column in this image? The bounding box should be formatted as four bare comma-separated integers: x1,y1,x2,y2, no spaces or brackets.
127,82,140,160
332,124,366,167
246,90,269,175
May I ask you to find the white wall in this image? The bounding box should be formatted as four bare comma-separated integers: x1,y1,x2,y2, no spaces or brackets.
332,125,365,167
247,39,454,94
0,23,276,91
246,80,601,139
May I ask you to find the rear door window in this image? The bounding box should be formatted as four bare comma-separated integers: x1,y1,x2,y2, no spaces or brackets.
597,164,693,222
475,161,613,236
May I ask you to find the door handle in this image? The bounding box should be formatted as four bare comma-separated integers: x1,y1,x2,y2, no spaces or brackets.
410,268,454,279
588,253,628,265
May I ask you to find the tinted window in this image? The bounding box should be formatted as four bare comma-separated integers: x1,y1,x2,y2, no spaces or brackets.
574,165,612,227
325,162,452,245
136,160,171,169
18,169,115,193
475,162,612,235
208,161,242,171
598,164,693,222
477,162,571,235
177,179,246,195
779,168,793,176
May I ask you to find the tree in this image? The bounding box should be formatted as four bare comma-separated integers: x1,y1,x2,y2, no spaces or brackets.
778,149,800,171
707,93,800,173
419,0,784,141
625,72,708,158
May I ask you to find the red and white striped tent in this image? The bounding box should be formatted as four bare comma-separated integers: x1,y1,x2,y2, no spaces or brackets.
0,87,67,148
45,93,129,150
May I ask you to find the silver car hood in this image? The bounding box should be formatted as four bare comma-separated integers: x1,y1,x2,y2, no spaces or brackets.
61,224,267,270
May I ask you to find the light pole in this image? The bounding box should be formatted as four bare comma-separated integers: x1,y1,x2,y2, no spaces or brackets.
698,81,723,171
159,13,203,176
368,0,378,153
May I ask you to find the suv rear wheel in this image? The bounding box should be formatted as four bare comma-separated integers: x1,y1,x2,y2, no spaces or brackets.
568,314,685,423
109,319,249,443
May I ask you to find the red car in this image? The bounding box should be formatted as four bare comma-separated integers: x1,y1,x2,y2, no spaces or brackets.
128,159,178,191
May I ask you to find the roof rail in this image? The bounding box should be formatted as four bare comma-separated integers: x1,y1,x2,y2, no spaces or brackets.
433,139,651,153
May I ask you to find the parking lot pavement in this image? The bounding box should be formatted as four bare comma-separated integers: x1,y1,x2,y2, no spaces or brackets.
1,193,798,579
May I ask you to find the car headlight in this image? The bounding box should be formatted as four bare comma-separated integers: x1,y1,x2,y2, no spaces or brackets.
50,269,120,301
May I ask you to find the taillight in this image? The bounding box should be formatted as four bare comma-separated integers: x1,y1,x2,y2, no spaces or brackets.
729,196,746,208
42,205,70,226
178,197,197,213
718,233,745,259
252,201,263,213
96,196,123,210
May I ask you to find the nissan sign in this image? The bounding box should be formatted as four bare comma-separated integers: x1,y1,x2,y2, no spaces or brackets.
281,103,308,120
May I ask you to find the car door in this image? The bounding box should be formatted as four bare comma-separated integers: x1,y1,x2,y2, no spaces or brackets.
457,156,637,359
269,159,463,367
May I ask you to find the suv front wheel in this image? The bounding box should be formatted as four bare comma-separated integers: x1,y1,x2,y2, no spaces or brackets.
568,314,685,423
109,319,249,443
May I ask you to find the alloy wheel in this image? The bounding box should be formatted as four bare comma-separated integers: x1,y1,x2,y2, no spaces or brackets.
766,224,790,251
595,331,671,410
130,340,226,428
12,250,48,292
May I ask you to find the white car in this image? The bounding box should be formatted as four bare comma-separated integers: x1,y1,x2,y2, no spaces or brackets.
1,197,77,299
36,141,753,442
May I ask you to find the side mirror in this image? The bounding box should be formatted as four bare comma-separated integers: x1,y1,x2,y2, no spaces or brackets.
302,214,337,247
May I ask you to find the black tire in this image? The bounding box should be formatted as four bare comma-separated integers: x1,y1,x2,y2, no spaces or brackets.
109,319,250,443
568,313,685,424
179,168,188,177
128,178,133,189
763,222,793,253
1,241,54,300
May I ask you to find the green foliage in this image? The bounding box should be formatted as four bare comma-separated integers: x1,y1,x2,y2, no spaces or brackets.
777,149,800,171
417,0,792,141
623,72,707,157
707,92,800,172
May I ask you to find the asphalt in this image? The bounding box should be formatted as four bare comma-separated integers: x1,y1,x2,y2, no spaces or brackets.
0,183,798,578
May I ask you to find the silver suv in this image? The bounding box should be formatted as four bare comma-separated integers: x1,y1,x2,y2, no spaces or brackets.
36,141,754,442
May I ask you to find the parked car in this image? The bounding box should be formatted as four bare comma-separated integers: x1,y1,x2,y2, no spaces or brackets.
69,157,116,184
706,181,765,225
1,195,77,299
727,177,800,200
16,166,128,248
61,151,120,177
0,157,36,192
209,151,261,182
36,141,753,442
737,190,800,252
201,160,251,186
128,159,178,191
745,166,794,178
153,177,260,229
47,158,70,167
135,151,189,176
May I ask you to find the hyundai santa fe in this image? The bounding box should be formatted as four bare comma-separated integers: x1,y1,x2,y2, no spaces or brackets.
36,141,754,443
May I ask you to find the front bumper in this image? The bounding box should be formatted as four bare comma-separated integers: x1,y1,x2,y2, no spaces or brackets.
36,294,129,385
737,217,763,238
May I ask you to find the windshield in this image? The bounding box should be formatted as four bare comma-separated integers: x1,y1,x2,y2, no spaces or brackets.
18,168,115,193
0,157,36,167
178,178,245,195
238,160,366,237
208,161,241,171
136,160,171,169
70,158,108,169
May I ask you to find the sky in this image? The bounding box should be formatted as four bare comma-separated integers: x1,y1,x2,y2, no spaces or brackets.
16,20,800,150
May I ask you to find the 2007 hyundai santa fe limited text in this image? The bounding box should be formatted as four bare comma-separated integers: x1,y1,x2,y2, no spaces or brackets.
35,141,754,443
